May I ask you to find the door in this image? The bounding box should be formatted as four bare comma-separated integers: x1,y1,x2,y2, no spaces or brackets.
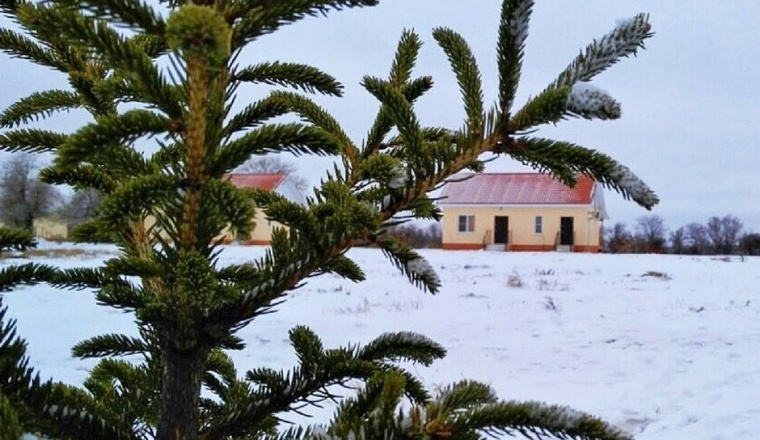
494,216,509,244
560,217,574,246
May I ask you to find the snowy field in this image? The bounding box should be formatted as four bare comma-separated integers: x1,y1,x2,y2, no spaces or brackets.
3,241,760,439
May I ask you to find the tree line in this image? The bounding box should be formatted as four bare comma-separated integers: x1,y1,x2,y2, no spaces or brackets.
604,214,760,255
0,153,296,233
0,153,102,231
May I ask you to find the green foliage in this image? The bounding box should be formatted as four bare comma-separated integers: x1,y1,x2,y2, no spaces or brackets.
0,89,82,127
432,27,484,139
0,299,134,440
0,128,68,154
308,373,633,440
166,4,231,67
0,0,660,438
0,227,36,253
235,62,344,96
0,390,24,440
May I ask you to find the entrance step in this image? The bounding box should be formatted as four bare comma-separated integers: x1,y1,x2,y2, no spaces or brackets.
556,245,573,252
485,244,507,252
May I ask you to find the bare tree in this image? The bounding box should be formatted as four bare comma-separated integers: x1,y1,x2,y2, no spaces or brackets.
65,188,104,227
706,215,743,254
634,214,667,253
720,215,743,254
684,222,711,254
0,154,61,230
669,226,687,254
235,155,309,191
604,222,634,253
739,233,760,256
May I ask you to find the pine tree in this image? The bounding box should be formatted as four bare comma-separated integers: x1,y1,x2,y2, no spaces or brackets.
0,0,658,439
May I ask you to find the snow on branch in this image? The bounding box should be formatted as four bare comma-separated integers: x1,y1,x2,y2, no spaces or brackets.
566,82,621,120
507,0,533,52
405,256,441,290
609,163,659,209
555,13,652,87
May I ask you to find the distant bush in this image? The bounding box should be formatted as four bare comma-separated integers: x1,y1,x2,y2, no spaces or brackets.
382,223,442,248
608,214,752,255
0,227,36,254
739,233,760,256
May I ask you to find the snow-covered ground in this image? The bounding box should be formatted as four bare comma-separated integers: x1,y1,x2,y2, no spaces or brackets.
3,241,759,439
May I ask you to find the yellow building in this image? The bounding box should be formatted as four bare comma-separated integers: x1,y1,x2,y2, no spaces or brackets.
32,216,68,241
145,173,305,245
220,173,305,245
439,173,607,252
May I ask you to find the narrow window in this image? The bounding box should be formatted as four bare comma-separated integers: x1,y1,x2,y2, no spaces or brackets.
458,215,475,233
534,215,543,234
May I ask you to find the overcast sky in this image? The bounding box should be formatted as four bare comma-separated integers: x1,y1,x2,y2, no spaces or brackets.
1,1,759,232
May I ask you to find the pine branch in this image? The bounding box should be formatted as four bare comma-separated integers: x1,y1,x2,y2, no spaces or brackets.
364,76,433,155
234,61,343,96
84,358,159,439
0,263,56,292
509,86,570,132
73,334,150,358
99,174,178,229
319,254,365,282
375,238,441,294
358,332,446,366
0,0,20,17
0,301,136,439
55,109,170,168
430,380,497,414
511,137,659,209
202,179,256,240
55,0,166,34
388,29,422,87
433,27,484,139
0,27,67,71
269,90,355,153
554,13,653,87
222,92,292,138
0,128,68,154
201,327,441,439
450,400,633,440
49,7,183,117
326,370,408,438
232,0,380,47
0,89,83,127
364,29,427,153
51,267,131,291
362,76,423,154
497,0,533,114
0,391,24,440
0,227,36,253
128,33,167,58
68,219,117,244
39,164,117,193
212,123,341,174
565,83,621,120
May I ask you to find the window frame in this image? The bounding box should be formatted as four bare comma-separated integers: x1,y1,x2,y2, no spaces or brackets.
534,215,543,234
457,215,475,233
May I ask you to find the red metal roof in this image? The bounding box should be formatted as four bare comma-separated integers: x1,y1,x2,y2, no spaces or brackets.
439,173,595,205
225,173,287,191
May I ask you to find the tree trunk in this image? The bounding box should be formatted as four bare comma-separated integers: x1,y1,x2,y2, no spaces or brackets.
156,346,207,440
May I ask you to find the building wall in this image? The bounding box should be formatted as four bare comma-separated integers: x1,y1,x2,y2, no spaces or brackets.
216,209,283,245
33,217,68,240
441,205,602,252
145,180,303,245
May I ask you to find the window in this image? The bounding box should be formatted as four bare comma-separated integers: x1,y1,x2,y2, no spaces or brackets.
458,215,475,233
534,215,543,234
